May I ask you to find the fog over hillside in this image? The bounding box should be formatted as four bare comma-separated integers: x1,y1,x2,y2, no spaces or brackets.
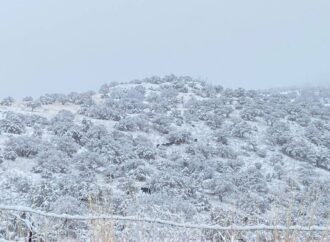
0,76,329,241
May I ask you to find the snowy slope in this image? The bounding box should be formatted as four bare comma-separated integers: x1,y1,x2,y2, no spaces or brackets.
0,75,329,240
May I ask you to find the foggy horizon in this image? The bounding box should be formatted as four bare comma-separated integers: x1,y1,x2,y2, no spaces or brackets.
1,75,330,100
1,0,330,98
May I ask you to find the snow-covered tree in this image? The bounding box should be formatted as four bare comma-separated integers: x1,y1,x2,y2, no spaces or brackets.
22,96,33,102
99,83,110,97
0,96,15,106
26,99,42,111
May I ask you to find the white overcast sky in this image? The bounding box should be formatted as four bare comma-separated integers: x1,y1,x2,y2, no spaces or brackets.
0,0,330,98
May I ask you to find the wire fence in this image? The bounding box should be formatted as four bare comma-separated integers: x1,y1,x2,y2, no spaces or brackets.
0,205,329,241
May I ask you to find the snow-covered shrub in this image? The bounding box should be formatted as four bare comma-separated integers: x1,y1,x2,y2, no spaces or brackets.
169,110,184,126
205,113,223,129
119,159,151,181
52,135,79,157
240,107,262,121
72,152,106,172
24,114,49,127
3,150,18,161
0,112,26,134
236,193,269,214
150,173,188,192
63,125,85,146
102,86,146,114
201,84,217,98
143,75,164,84
51,195,87,215
237,166,268,193
167,130,192,144
152,115,172,134
84,128,136,164
305,121,330,148
22,96,33,102
266,121,292,145
32,125,44,137
67,91,79,103
73,92,95,106
226,159,244,171
256,148,267,158
147,93,173,113
127,85,146,100
79,100,124,121
232,87,246,98
281,139,330,170
281,138,310,161
305,123,323,146
49,196,89,240
79,86,145,118
176,155,206,174
295,114,311,127
106,87,125,99
206,174,234,198
230,119,253,138
53,109,75,122
34,149,70,174
118,97,146,114
108,191,128,215
25,99,42,111
9,174,31,194
99,83,110,97
0,96,14,106
135,145,156,160
185,143,219,159
38,94,57,105
29,174,101,210
216,144,237,159
48,110,76,136
56,94,70,105
269,154,284,166
84,124,109,142
216,105,234,118
173,80,188,93
160,85,179,102
115,115,149,132
242,140,258,152
4,136,42,158
311,149,330,170
67,91,95,106
214,131,229,145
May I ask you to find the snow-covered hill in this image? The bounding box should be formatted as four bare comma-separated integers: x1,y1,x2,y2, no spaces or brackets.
0,75,329,241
